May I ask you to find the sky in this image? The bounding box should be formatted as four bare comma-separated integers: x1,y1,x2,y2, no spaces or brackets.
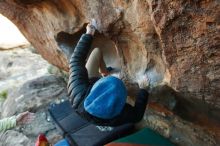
0,14,29,49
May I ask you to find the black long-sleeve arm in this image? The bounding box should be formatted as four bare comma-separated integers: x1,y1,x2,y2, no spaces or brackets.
67,34,93,108
116,89,149,125
132,89,149,122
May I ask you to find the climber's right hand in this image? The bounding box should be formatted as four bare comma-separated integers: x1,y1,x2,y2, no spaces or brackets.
86,23,96,36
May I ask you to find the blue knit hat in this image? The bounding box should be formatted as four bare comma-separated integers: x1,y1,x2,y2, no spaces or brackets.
84,76,127,119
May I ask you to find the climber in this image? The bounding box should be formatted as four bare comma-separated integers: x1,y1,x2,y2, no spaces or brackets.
67,22,149,126
0,111,35,132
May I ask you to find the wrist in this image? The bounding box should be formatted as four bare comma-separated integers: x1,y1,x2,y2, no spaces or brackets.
86,25,96,36
86,31,94,36
138,89,149,99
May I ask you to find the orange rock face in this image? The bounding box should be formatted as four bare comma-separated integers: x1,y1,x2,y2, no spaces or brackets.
147,0,220,118
1,0,219,109
0,0,219,143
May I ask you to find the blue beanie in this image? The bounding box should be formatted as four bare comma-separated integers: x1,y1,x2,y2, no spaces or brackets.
84,76,127,119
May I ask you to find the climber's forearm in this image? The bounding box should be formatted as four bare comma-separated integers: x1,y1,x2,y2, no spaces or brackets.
133,89,149,122
68,23,96,108
70,34,93,64
68,34,93,108
0,116,16,132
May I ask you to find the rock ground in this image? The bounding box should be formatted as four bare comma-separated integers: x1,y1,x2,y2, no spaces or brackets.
0,48,66,145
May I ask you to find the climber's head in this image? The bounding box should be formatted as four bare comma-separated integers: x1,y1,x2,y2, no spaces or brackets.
84,76,127,119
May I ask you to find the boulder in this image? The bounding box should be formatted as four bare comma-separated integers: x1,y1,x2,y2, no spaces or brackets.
143,108,217,146
2,75,67,117
0,0,219,145
0,0,219,110
0,48,50,94
0,130,33,146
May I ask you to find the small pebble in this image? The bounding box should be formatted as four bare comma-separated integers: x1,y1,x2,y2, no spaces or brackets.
47,117,51,122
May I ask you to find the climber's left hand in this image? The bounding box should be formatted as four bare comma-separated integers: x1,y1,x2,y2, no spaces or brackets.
137,74,150,90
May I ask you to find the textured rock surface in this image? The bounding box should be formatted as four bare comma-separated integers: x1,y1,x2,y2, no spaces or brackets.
0,47,50,116
2,75,67,117
143,105,217,146
0,130,33,146
147,0,220,114
0,0,219,145
0,48,48,83
0,0,218,108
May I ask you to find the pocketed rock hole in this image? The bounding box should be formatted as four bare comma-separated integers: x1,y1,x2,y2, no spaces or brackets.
56,24,170,98
56,26,121,74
